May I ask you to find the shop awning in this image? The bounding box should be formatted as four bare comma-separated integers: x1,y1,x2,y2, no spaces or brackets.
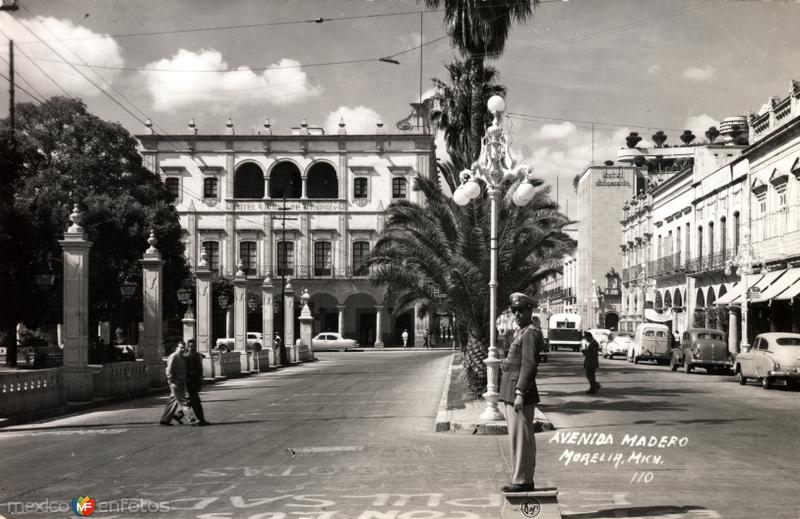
714,281,741,305
716,271,788,305
772,268,800,301
644,308,673,322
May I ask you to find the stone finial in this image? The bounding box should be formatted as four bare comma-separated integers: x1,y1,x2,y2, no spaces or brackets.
225,118,235,135
236,260,246,277
263,270,272,285
300,287,310,304
145,118,154,135
199,247,209,267
188,118,198,135
376,117,385,134
67,203,83,233
337,117,346,135
263,118,272,135
299,119,309,135
146,229,158,254
285,278,293,291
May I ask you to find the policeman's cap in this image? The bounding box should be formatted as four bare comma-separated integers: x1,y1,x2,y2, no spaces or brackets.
509,292,535,308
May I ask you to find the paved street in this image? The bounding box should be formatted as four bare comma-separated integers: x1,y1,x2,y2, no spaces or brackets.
0,350,798,518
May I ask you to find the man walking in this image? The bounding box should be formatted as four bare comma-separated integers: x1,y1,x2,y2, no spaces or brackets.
401,329,409,348
184,339,210,426
499,292,542,493
583,331,601,394
159,340,192,426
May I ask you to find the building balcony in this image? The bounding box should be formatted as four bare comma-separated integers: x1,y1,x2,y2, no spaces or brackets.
685,249,735,275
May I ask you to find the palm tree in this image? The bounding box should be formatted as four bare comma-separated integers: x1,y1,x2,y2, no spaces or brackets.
365,174,575,395
429,59,507,170
425,0,534,162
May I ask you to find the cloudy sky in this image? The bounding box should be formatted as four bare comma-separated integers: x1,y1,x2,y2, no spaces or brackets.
1,0,799,217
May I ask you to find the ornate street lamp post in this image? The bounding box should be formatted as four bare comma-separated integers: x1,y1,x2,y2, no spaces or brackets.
591,279,599,329
724,227,762,351
452,95,540,421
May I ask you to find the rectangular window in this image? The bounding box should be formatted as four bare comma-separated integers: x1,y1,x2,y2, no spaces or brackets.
202,241,219,271
392,177,407,198
203,177,218,198
733,213,740,251
720,218,727,258
314,242,332,276
165,177,180,200
240,241,257,276
353,177,368,199
352,241,370,274
277,241,294,276
708,222,714,258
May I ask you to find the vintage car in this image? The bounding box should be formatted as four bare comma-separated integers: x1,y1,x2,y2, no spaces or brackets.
604,331,634,359
628,323,671,365
311,332,359,352
734,332,800,389
670,328,731,374
587,328,612,352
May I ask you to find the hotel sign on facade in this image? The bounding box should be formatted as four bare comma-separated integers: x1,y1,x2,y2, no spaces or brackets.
595,167,632,188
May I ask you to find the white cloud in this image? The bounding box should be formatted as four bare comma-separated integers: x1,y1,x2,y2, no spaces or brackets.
140,49,322,112
534,121,578,140
684,113,719,133
324,105,383,135
421,87,437,101
0,16,123,98
681,66,715,81
647,64,662,75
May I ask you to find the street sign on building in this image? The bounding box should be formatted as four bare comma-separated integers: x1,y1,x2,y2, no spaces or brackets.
748,287,761,300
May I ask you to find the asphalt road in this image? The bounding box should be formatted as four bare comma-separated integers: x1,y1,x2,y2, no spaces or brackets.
0,349,798,519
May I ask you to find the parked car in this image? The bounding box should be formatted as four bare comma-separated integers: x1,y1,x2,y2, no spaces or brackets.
670,328,731,374
734,332,800,389
604,331,634,359
628,323,671,365
311,332,358,352
216,332,264,352
587,328,612,352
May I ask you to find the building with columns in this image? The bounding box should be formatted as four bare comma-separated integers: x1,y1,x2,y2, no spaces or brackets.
137,114,436,348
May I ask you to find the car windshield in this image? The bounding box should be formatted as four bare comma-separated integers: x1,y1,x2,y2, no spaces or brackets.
776,337,800,346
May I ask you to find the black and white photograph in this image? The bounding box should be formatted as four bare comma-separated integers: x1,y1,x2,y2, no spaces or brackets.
1,0,799,517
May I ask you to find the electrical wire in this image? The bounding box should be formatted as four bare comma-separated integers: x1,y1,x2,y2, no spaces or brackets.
0,26,72,97
0,69,44,103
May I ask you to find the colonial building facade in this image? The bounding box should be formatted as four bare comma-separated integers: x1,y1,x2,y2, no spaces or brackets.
137,117,436,348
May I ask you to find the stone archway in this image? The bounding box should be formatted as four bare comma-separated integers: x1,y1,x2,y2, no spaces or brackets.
306,162,338,199
344,293,379,346
603,311,620,331
269,161,302,199
655,291,664,311
664,290,673,309
234,162,265,198
309,292,339,335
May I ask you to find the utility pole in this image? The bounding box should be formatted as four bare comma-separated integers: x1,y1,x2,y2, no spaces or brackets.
273,196,297,366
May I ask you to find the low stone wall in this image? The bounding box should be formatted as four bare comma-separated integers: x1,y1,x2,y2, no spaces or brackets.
92,361,150,398
252,350,270,372
0,368,65,417
219,351,242,378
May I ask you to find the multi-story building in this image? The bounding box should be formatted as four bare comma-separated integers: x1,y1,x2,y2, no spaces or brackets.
137,115,436,348
618,121,748,335
573,162,641,330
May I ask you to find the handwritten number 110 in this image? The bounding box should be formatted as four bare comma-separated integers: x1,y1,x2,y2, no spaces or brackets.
630,471,654,484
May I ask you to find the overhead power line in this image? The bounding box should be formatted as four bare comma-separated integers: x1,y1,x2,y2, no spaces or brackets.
0,69,43,103
507,112,684,133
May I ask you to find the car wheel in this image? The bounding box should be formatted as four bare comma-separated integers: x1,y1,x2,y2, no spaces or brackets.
670,358,679,372
683,359,692,374
633,355,639,364
762,377,772,390
338,347,346,352
736,368,747,385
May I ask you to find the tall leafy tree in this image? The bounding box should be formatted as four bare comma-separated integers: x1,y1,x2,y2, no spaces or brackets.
425,0,534,162
428,59,506,181
366,174,575,395
0,97,189,363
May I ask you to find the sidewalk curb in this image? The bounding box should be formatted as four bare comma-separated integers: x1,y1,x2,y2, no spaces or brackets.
434,353,556,434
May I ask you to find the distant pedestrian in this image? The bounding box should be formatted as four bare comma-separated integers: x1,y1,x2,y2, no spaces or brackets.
183,339,210,426
401,329,409,348
423,329,430,349
583,331,601,394
159,340,193,426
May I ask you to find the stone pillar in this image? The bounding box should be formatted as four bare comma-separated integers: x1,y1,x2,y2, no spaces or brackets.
337,304,345,335
263,175,270,199
140,230,166,388
284,280,296,362
262,272,275,367
233,262,250,372
299,288,313,360
374,305,384,348
182,314,196,344
225,307,233,338
195,250,215,379
414,302,426,348
728,306,739,358
301,175,308,199
59,204,93,402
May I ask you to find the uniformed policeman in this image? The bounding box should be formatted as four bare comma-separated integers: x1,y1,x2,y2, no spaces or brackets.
499,292,543,493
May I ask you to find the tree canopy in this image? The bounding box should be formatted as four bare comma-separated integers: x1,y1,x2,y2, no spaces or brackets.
0,97,189,355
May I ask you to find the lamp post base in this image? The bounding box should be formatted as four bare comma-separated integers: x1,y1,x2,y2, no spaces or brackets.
480,389,505,421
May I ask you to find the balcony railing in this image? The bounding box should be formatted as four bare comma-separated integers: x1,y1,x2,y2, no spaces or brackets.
258,265,371,280
685,248,735,275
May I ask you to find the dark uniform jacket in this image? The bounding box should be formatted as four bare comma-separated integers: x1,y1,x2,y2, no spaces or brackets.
499,326,542,406
184,350,204,391
583,338,600,370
